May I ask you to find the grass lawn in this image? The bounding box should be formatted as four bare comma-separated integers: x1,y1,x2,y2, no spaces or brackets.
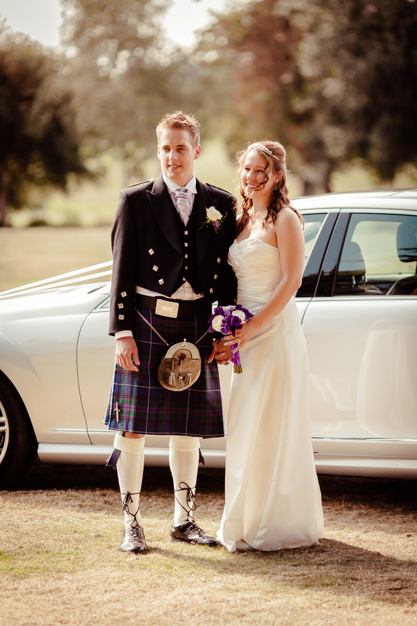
0,227,112,292
1,465,417,626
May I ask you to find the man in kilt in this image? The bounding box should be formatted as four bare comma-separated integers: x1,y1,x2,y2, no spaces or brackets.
105,111,237,553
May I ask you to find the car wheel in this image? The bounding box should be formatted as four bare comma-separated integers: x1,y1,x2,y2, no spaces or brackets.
0,373,38,487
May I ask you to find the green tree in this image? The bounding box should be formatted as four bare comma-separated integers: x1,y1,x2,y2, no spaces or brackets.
192,0,336,193
0,24,91,226
193,0,417,193
306,0,417,181
59,0,184,180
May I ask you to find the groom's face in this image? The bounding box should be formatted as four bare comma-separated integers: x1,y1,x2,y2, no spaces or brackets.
157,128,201,187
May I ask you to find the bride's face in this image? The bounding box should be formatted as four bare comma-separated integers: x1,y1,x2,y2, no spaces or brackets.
241,150,278,202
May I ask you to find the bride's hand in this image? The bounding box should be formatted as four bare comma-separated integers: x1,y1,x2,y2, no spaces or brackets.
208,338,233,365
224,320,258,351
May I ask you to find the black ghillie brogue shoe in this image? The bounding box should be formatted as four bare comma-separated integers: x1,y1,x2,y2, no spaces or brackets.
119,522,148,554
170,520,221,546
170,482,221,546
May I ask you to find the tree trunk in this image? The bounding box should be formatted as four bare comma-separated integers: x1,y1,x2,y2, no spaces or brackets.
303,180,315,196
0,169,10,227
323,165,333,194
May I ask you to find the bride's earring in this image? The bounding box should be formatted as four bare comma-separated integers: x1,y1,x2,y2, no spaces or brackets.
274,174,281,191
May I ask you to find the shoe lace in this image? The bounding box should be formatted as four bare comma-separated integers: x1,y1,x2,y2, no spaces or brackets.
122,491,142,532
185,520,205,536
129,522,144,539
174,481,197,523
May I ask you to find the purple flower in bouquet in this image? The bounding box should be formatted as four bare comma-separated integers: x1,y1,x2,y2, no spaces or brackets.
208,304,253,373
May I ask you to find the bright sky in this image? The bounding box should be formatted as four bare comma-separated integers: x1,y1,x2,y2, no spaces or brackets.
0,0,230,48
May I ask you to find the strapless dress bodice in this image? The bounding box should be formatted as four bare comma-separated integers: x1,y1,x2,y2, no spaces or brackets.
228,238,281,313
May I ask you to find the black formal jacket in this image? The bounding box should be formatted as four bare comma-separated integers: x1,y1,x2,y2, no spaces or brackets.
109,174,237,335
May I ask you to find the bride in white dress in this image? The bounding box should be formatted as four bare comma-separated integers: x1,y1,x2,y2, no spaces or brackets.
217,141,324,552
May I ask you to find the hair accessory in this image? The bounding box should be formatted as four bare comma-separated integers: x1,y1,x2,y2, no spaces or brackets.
248,142,272,154
247,142,280,160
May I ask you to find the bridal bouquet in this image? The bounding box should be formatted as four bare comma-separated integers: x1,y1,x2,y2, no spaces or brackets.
208,305,253,373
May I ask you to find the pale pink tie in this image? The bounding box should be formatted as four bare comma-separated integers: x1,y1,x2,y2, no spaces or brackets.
173,188,191,225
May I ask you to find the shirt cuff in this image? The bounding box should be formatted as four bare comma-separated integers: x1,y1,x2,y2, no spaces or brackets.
115,330,133,339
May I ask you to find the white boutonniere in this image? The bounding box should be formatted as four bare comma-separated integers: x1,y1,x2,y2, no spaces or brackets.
200,206,227,233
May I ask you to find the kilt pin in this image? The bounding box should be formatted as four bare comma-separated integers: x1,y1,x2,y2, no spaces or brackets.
105,172,237,552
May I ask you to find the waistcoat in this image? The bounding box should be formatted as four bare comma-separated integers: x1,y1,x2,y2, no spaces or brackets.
171,198,202,296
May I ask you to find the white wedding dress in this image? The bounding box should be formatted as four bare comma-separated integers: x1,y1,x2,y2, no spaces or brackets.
218,238,324,552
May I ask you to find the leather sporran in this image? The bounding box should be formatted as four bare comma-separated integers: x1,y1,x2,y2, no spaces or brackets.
157,340,201,392
135,307,206,393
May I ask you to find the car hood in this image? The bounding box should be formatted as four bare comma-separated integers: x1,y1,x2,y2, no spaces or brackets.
0,261,112,322
0,282,111,323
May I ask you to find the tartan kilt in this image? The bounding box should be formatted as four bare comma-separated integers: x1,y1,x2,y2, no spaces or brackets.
104,303,224,438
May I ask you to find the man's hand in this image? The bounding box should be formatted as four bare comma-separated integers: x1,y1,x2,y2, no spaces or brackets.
115,337,140,372
208,338,233,365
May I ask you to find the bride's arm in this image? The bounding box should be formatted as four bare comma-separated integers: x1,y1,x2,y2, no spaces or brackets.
228,208,304,349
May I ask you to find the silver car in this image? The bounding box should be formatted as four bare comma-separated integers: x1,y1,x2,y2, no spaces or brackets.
1,189,416,485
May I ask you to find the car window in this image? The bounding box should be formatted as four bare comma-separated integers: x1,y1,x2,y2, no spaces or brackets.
334,213,417,296
303,214,327,266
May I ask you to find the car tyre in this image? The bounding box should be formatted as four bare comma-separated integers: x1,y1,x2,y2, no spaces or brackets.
0,372,38,487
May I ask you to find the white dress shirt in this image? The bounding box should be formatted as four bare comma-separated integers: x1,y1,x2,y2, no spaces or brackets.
115,174,203,339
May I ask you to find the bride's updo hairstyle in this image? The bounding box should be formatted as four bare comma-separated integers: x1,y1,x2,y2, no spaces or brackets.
237,140,304,235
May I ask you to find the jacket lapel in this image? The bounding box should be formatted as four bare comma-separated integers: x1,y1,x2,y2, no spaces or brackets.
146,175,182,255
195,179,216,265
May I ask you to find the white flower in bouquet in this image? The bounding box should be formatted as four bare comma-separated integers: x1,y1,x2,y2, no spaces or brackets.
232,309,247,322
206,206,222,222
211,315,224,332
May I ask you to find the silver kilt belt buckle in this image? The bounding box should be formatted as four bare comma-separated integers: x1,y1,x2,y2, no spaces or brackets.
155,298,179,318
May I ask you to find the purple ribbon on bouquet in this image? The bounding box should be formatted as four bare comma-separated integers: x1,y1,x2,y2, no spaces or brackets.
229,314,245,373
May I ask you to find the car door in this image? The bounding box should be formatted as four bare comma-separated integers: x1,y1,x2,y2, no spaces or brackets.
302,208,417,464
77,298,114,445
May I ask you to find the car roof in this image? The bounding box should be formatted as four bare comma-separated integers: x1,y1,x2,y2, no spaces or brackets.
292,188,417,211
